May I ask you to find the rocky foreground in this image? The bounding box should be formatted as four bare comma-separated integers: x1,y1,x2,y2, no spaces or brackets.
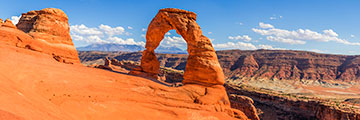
79,50,360,120
0,8,259,119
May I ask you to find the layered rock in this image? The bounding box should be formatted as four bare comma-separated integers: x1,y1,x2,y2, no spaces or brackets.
229,94,260,120
0,8,80,64
130,8,224,86
16,8,80,64
216,50,360,82
129,8,247,118
80,49,360,83
226,84,360,120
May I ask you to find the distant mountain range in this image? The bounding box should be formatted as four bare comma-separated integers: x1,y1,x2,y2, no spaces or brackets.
76,43,186,54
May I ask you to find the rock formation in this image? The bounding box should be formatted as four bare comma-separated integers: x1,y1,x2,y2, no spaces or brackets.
216,50,360,83
229,94,260,120
2,19,16,28
98,49,360,83
130,8,224,86
129,8,247,118
0,8,254,119
0,8,80,64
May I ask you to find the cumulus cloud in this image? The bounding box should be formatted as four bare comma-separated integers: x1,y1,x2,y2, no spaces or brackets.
160,36,186,48
259,22,274,29
99,24,128,36
208,32,212,34
351,34,355,38
142,28,147,32
214,42,256,50
10,15,21,25
127,26,133,29
213,42,283,50
252,22,360,45
70,24,103,35
228,35,252,42
71,24,144,46
257,44,284,50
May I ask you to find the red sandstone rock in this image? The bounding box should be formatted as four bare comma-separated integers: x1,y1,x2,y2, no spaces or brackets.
229,94,260,120
15,8,80,64
129,8,246,119
2,19,16,28
132,8,224,86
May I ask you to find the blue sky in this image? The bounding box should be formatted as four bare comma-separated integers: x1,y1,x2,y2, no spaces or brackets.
1,0,360,55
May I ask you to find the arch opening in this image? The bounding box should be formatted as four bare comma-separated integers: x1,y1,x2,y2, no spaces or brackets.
130,8,225,87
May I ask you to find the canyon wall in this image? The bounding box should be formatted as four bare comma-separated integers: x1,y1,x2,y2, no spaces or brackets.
79,49,360,83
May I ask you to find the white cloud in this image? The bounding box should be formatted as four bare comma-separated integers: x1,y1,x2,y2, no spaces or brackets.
70,24,103,35
71,24,144,46
257,44,284,50
99,24,126,36
127,26,133,29
165,32,171,35
252,22,360,45
228,35,252,42
208,32,212,34
160,36,186,48
214,42,257,50
142,28,147,32
266,36,306,45
108,37,145,46
269,17,276,20
213,42,283,50
10,15,21,25
259,22,274,29
351,34,355,38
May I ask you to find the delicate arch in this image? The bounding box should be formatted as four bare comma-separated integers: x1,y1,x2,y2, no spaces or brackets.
135,8,224,86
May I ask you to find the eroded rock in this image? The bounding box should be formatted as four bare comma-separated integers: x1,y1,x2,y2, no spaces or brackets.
131,8,224,86
2,19,16,28
129,8,248,119
0,8,80,64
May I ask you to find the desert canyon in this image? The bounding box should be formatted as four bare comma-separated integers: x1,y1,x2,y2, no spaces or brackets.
1,7,360,120
0,8,260,120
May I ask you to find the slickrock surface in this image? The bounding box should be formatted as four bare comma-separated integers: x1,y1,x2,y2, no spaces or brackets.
0,8,252,120
1,8,80,64
0,43,248,119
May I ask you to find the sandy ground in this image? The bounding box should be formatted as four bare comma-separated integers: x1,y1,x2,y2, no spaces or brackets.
0,43,239,120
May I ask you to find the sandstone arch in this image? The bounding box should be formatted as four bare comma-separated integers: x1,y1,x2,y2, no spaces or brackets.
134,8,225,86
